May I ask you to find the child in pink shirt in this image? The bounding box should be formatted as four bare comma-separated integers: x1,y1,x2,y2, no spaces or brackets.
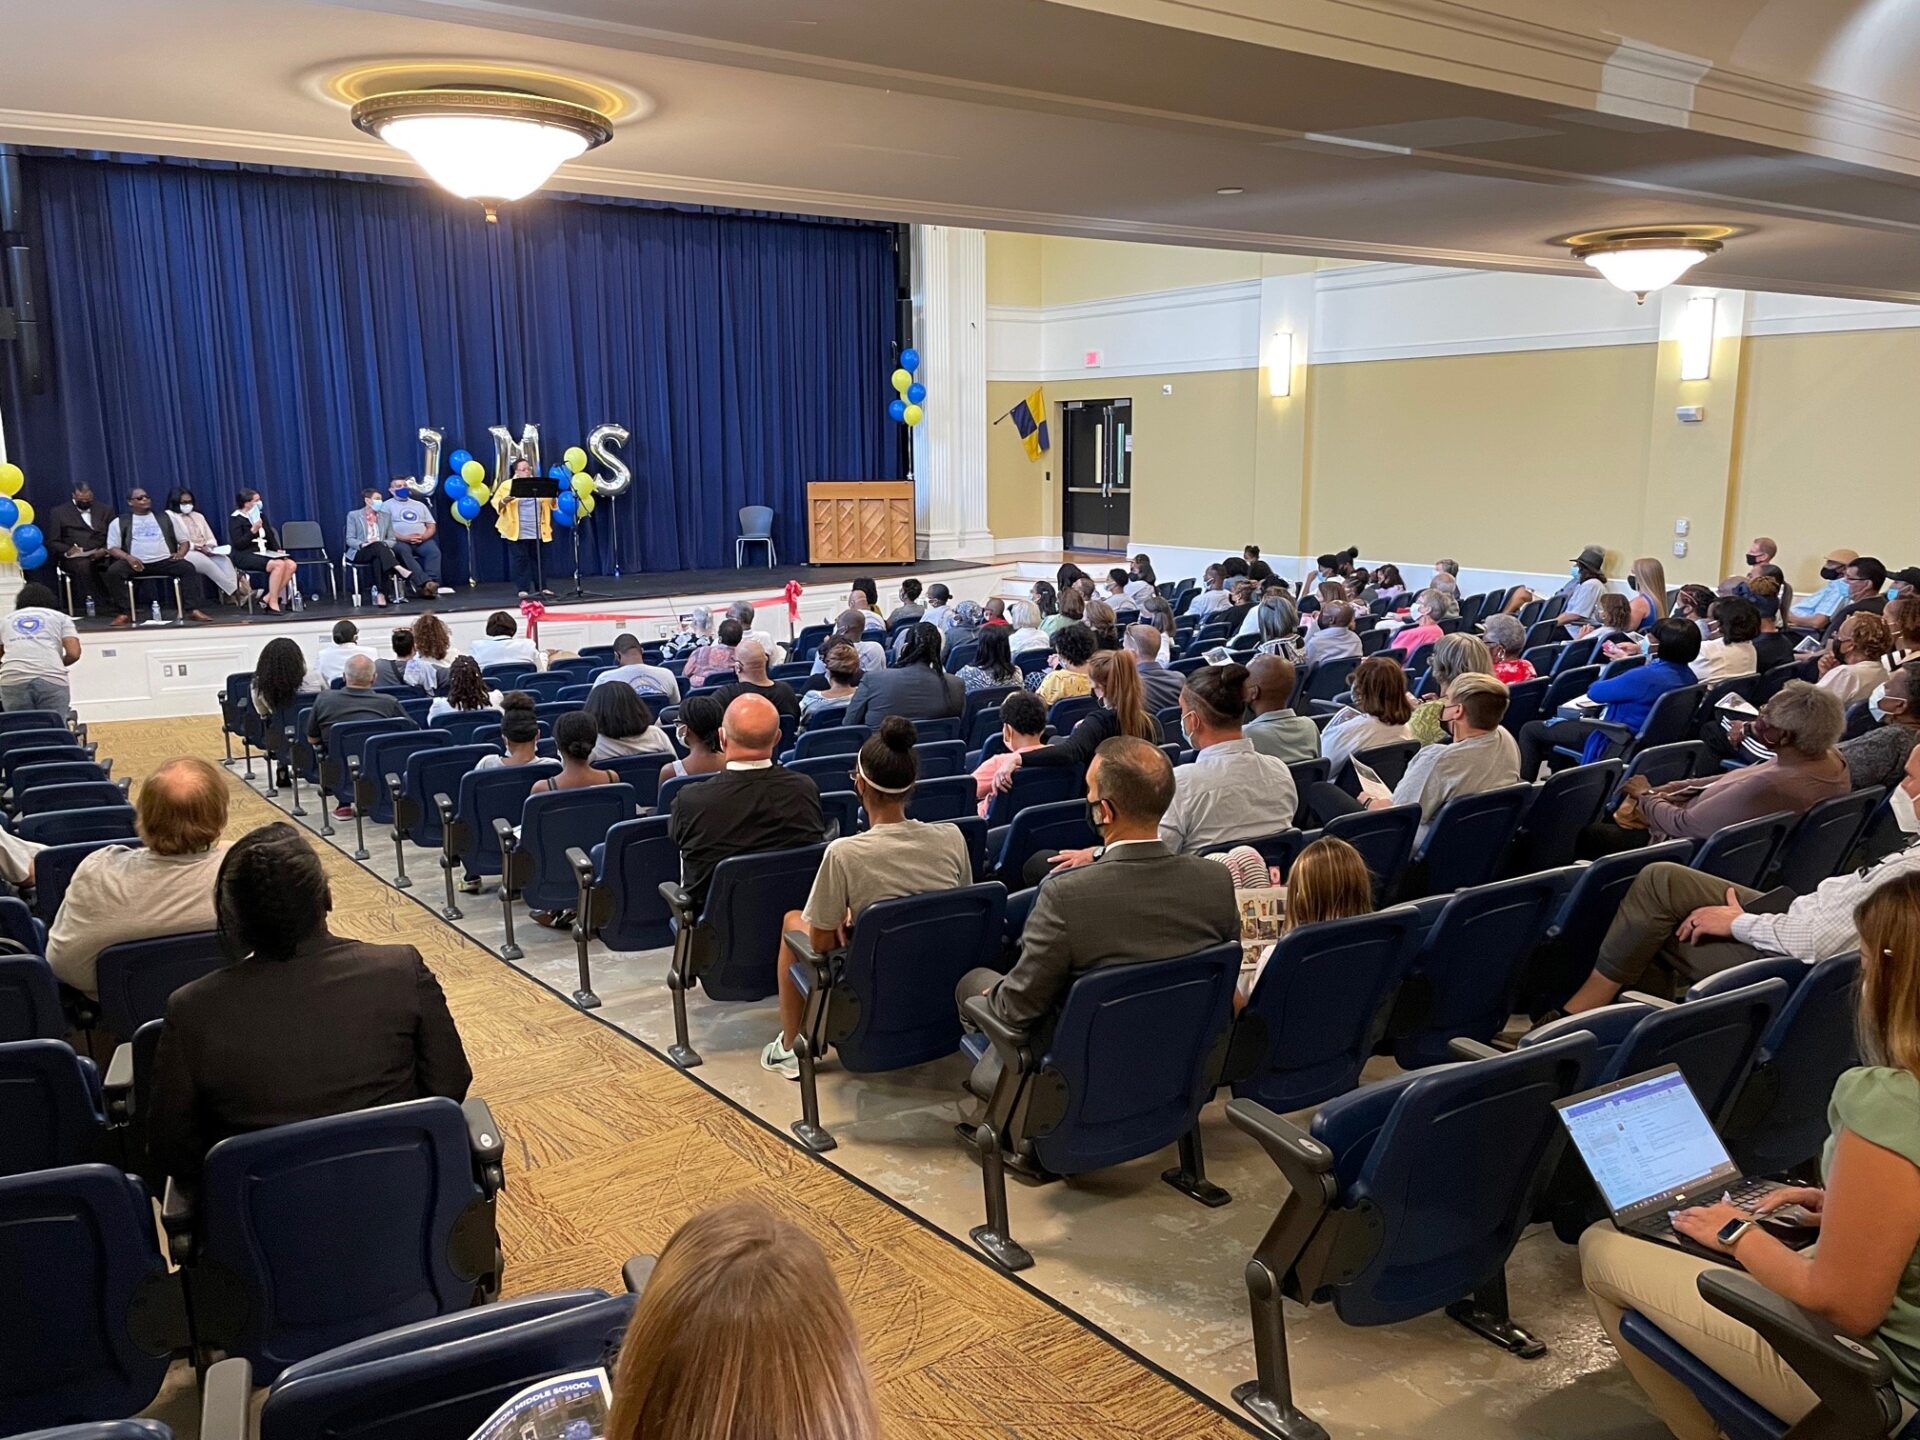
971,690,1050,816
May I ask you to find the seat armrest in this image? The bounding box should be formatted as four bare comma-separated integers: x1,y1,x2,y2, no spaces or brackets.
622,1254,657,1295
1698,1270,1897,1436
1621,990,1679,1010
1225,1097,1336,1194
104,1041,135,1122
493,816,516,850
433,790,455,825
463,1097,506,1196
567,845,596,886
783,927,842,975
162,1177,198,1262
1447,1037,1502,1062
199,1356,254,1440
961,994,1033,1075
658,880,696,923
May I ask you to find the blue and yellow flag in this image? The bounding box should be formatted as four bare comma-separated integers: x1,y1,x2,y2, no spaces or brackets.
1008,387,1050,462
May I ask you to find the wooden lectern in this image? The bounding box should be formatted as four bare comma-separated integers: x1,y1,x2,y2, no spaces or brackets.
806,481,915,565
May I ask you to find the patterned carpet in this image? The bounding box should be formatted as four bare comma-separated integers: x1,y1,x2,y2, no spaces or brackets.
103,717,1253,1439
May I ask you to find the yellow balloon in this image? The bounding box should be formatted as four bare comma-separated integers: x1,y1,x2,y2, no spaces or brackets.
891,368,913,395
578,494,596,516
468,482,491,505
11,500,32,527
571,474,594,497
0,534,17,564
903,404,924,427
564,446,588,473
0,464,21,497
460,459,485,484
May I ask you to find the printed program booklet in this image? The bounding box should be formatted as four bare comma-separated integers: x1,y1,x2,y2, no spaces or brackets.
468,1368,610,1440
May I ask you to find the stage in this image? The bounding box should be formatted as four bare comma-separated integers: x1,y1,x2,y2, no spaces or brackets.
64,554,1040,722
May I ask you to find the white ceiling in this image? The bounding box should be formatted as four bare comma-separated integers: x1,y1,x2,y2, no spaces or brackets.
6,0,1920,300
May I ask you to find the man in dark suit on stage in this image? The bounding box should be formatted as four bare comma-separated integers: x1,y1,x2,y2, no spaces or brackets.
48,481,114,614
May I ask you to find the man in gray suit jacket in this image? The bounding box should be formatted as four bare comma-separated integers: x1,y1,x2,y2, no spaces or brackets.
343,485,412,607
956,737,1240,1087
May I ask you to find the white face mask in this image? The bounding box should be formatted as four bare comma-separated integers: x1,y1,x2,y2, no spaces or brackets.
247,503,263,521
178,503,193,514
1870,683,1893,723
1891,783,1920,835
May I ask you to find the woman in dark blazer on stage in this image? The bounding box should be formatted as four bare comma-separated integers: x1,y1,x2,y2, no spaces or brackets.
228,488,299,613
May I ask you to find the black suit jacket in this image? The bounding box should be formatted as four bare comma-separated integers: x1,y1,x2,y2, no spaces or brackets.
149,931,472,1181
668,764,822,907
49,502,113,558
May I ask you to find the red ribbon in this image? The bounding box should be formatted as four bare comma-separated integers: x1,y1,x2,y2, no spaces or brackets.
519,597,547,642
783,579,804,624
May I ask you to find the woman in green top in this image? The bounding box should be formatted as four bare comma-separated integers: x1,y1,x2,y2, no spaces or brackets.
1581,871,1920,1440
1407,633,1494,748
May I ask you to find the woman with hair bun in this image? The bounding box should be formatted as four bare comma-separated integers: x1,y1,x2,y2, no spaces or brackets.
475,691,542,771
759,715,973,1079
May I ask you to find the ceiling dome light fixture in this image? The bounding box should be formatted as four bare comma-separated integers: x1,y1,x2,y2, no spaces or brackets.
1565,227,1731,303
351,88,613,220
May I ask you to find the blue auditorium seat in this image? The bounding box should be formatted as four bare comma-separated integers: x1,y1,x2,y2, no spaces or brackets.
1520,840,1693,1016
426,711,502,745
816,790,862,840
912,739,969,779
0,1039,113,1176
982,765,1080,830
658,844,828,1068
985,798,1094,885
0,710,69,738
653,771,717,814
1554,683,1704,767
1044,694,1098,733
14,781,124,818
567,815,677,1008
1411,784,1532,896
359,730,450,830
1504,760,1621,875
904,775,977,823
0,745,94,790
959,942,1241,1272
1223,1033,1596,1436
788,753,855,795
1319,805,1421,905
790,725,869,761
387,744,496,893
16,806,138,847
92,931,227,1040
30,838,138,926
597,752,674,808
1770,788,1884,894
316,716,415,812
11,761,112,807
494,785,636,961
1691,811,1796,888
435,763,560,919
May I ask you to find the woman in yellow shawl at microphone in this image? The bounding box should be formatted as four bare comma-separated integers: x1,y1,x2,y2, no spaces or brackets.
494,457,555,599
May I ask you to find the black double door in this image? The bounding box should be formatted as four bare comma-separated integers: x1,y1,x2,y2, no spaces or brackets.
1062,397,1132,553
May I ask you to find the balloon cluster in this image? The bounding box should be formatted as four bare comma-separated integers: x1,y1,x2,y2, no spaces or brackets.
0,465,46,570
888,348,927,427
440,448,492,526
548,447,597,529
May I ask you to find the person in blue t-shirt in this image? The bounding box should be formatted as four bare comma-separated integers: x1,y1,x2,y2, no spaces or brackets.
1516,618,1701,779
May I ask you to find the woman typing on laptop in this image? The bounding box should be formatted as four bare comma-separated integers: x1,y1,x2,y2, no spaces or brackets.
1581,872,1920,1440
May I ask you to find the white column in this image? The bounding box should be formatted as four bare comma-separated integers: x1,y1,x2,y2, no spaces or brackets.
910,225,994,559
0,407,21,611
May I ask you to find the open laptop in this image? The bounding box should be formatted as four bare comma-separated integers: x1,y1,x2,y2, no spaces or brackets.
1554,1064,1816,1261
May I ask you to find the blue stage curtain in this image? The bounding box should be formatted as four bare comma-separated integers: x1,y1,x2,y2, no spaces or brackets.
0,152,901,580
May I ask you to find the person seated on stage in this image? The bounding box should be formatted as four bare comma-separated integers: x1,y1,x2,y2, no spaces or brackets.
683,617,743,688
662,605,713,659
667,694,823,909
226,488,299,614
384,476,442,595
148,821,471,1183
971,689,1048,817
1579,681,1849,859
584,682,674,763
405,612,453,692
1818,612,1894,705
49,480,115,616
44,757,230,1000
592,631,681,704
495,457,555,599
1841,660,1920,793
0,582,82,717
954,737,1241,1091
1581,869,1920,1440
103,487,212,623
467,610,545,672
375,627,415,688
809,611,886,678
714,639,800,721
605,1201,879,1440
760,715,974,1078
1557,744,1920,1014
847,578,886,634
956,627,1022,694
164,487,247,606
428,655,501,722
800,642,864,722
726,599,781,662
1242,654,1320,764
846,622,964,725
343,484,413,608
1517,618,1702,779
475,692,542,772
308,657,405,816
315,618,379,685
1302,601,1363,666
1029,621,1097,707
887,578,925,626
663,693,727,783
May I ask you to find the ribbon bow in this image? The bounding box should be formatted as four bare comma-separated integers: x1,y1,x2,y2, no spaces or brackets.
519,597,546,643
783,579,804,623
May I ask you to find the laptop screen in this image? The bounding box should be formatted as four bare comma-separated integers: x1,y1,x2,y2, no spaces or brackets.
1555,1065,1738,1216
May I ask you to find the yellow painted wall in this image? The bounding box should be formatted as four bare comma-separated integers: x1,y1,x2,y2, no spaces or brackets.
1038,237,1260,306
985,232,1043,307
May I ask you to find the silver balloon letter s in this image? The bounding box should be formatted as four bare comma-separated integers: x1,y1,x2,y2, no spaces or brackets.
588,422,631,497
411,427,443,495
489,423,543,490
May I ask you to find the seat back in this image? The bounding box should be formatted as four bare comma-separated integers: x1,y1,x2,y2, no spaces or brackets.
991,799,1095,882
1321,804,1421,905
1396,872,1568,1065
520,785,636,912
1499,676,1551,735
1046,694,1098,732
14,781,123,817
1301,656,1360,705
13,760,111,799
698,845,830,1001
404,746,498,848
1320,1033,1595,1327
1772,789,1884,893
0,954,62,1041
1029,945,1241,1177
428,711,502,745
259,1291,637,1440
92,932,227,1038
0,1039,106,1176
598,816,679,952
1232,910,1420,1112
904,775,977,823
960,685,1019,741
279,519,328,556
1541,665,1601,712
17,805,138,847
832,885,1007,1072
2,743,92,788
913,739,969,779
738,505,774,539
1518,1001,1659,1080
1507,761,1621,875
983,764,1082,828
361,731,452,825
792,725,869,761
1691,811,1795,888
1527,842,1693,1013
1617,740,1714,800
30,838,140,925
1604,981,1787,1122
789,753,855,794
0,710,67,738
597,752,673,808
196,1098,488,1382
1416,784,1532,895
454,765,561,877
1351,739,1418,789
0,1164,173,1429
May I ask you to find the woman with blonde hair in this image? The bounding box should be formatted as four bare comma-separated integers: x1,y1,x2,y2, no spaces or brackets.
608,1201,878,1440
1220,834,1375,1007
1626,557,1669,632
1581,869,1920,1440
1083,597,1121,650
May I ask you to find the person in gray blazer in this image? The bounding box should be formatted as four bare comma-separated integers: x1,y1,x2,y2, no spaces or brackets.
845,622,964,725
343,485,410,607
956,736,1240,1088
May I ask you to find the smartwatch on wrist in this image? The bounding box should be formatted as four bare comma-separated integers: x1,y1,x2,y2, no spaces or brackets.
1717,1215,1757,1250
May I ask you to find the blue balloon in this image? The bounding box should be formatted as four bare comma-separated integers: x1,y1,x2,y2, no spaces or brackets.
449,448,472,470
557,489,579,511
443,474,468,500
17,547,47,572
0,497,18,529
11,524,42,553
906,382,927,405
552,505,575,528
901,347,920,373
454,496,481,522
888,398,908,422
548,464,568,480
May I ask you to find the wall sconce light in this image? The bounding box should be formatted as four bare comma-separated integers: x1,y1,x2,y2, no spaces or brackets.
1268,330,1294,397
1678,294,1716,381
